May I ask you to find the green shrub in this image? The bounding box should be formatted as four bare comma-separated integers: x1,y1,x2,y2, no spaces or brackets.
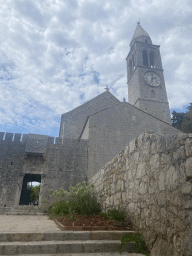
100,212,110,220
48,200,69,217
107,208,126,223
119,233,150,255
43,182,101,217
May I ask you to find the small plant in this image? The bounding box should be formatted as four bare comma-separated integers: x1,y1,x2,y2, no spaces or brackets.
107,208,126,223
42,182,101,217
119,233,150,255
68,206,76,223
100,212,110,220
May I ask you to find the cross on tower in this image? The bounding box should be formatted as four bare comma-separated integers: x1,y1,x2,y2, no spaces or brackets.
105,86,109,91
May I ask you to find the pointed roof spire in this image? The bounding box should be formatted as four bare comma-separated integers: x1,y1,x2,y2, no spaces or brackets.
130,22,152,46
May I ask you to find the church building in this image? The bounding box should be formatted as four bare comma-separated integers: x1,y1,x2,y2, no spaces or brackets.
0,24,181,212
59,22,178,179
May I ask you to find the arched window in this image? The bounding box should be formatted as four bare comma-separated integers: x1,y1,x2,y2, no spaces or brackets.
142,50,148,67
145,39,148,44
132,55,135,70
129,59,132,76
151,89,156,98
150,52,155,68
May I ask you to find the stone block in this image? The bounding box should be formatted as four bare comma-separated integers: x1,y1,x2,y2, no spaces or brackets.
157,191,166,206
184,201,192,209
165,166,177,190
156,136,166,153
48,137,55,144
136,162,147,179
0,132,4,140
160,208,166,218
181,183,192,194
160,223,167,235
170,195,183,207
129,138,137,154
128,202,136,214
113,192,121,206
150,154,160,172
124,146,129,157
173,146,186,161
158,172,165,191
116,180,121,192
5,132,13,142
161,153,171,165
129,181,134,189
14,133,21,142
139,182,147,194
133,151,139,162
112,173,116,182
185,138,192,157
149,178,157,194
127,169,133,180
185,157,192,177
122,192,126,202
165,134,179,151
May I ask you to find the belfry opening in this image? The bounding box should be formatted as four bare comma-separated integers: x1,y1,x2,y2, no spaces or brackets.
19,174,41,205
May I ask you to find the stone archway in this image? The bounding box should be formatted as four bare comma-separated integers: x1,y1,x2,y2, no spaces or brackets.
19,174,41,205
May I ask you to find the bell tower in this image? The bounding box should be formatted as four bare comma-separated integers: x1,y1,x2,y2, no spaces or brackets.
126,22,171,124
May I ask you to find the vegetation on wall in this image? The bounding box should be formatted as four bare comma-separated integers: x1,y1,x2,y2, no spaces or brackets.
172,103,192,133
119,233,150,255
27,183,41,204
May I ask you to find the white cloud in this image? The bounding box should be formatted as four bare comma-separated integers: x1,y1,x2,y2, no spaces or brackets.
0,0,191,136
13,0,46,28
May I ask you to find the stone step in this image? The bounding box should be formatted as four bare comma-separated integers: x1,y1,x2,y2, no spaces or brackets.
5,253,145,256
0,231,136,242
5,206,45,215
0,207,45,215
6,211,45,215
0,240,135,254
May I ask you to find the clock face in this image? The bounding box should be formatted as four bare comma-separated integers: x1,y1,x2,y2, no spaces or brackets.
144,71,161,87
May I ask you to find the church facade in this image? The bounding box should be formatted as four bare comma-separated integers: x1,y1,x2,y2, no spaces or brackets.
0,24,181,212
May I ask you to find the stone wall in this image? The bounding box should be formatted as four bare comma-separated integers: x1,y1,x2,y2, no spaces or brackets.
0,133,88,209
89,132,192,256
59,91,120,139
87,102,181,179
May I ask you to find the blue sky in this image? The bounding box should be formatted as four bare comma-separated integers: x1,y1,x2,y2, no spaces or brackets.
0,0,192,137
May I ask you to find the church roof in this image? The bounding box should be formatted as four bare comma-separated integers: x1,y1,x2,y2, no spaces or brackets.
59,90,120,139
62,90,119,118
130,22,151,45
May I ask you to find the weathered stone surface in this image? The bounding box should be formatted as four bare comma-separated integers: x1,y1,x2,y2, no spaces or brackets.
158,172,165,191
89,133,192,256
185,138,192,157
0,135,88,208
185,157,192,176
150,237,174,256
181,183,192,194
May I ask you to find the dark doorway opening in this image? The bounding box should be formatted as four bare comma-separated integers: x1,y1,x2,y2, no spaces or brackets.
19,174,41,205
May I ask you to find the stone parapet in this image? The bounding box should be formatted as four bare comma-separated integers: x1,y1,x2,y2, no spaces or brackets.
89,132,192,256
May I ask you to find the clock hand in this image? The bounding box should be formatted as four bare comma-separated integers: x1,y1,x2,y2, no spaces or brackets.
150,73,154,83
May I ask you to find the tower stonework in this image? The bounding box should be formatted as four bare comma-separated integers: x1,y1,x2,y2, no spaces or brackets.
126,23,171,124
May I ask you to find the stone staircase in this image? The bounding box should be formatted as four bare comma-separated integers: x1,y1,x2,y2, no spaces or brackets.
5,205,45,215
0,231,138,255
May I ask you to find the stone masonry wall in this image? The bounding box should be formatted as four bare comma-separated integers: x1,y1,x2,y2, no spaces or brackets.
59,91,119,139
0,133,88,209
87,102,181,180
89,132,192,256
